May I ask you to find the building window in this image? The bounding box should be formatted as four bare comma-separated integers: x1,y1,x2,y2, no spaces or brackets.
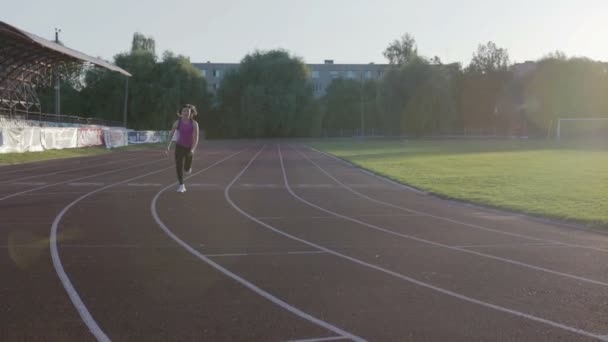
330,71,339,79
213,83,219,90
365,70,372,79
311,70,320,79
347,71,355,79
376,70,383,78
213,69,221,78
201,69,207,77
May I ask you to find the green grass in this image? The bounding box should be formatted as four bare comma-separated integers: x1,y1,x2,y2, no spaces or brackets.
310,139,608,227
0,143,164,165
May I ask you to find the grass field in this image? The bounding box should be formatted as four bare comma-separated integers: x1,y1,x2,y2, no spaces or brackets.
310,139,608,227
0,143,164,165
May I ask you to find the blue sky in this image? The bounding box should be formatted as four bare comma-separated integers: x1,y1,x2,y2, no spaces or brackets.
4,0,607,65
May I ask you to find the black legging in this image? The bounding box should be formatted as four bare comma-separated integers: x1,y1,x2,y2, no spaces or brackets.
174,144,193,185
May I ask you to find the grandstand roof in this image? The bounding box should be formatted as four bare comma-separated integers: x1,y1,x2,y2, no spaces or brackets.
0,21,131,77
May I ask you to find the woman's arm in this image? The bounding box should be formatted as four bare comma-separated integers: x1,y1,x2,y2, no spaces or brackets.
191,121,200,153
166,120,178,152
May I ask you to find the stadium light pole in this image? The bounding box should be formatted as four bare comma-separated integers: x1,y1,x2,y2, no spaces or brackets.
54,28,61,115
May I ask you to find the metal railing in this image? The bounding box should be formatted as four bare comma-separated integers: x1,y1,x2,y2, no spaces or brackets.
0,108,123,127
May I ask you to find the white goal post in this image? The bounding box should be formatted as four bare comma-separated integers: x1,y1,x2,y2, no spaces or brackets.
556,118,608,140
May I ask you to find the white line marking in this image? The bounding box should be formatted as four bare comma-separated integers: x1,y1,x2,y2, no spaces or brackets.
126,183,162,187
271,145,608,341
0,158,123,185
50,151,236,341
9,181,48,186
0,165,53,177
152,145,365,342
305,145,427,195
203,251,326,258
241,183,282,188
256,214,422,221
0,156,105,177
304,144,608,252
3,244,162,249
187,183,222,187
453,242,564,249
19,191,93,196
51,166,178,341
288,336,348,342
59,244,141,248
0,158,166,201
293,184,334,188
290,145,608,287
68,182,105,186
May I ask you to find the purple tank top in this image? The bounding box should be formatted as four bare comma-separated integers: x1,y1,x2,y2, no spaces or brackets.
177,119,194,148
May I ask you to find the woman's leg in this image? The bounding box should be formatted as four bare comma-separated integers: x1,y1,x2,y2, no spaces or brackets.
174,145,186,184
184,149,193,172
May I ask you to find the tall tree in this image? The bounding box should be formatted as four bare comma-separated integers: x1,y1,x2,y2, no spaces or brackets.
79,33,210,130
467,41,510,74
460,41,511,134
131,32,156,54
213,49,318,137
383,33,419,66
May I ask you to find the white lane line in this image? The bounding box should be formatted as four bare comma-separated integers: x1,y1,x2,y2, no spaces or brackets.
241,183,282,188
0,164,55,177
8,181,48,186
127,183,162,187
289,145,608,287
19,191,94,196
305,145,427,195
293,184,334,188
0,158,124,185
0,158,165,201
453,242,564,249
276,145,608,341
68,182,105,186
50,151,234,341
203,251,326,258
51,166,179,341
60,244,140,248
0,156,109,177
288,336,348,342
256,214,423,221
303,144,608,253
187,183,222,187
152,145,365,342
2,244,166,249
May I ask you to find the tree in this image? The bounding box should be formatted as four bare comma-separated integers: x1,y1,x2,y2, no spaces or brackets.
321,79,362,134
377,55,461,137
131,32,156,54
460,42,511,134
212,49,318,137
77,33,210,130
467,41,510,74
383,33,419,66
521,56,608,137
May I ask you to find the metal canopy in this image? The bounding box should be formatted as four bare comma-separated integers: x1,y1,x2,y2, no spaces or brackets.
0,21,130,113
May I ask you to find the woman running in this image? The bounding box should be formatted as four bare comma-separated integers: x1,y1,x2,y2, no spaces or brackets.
166,104,199,193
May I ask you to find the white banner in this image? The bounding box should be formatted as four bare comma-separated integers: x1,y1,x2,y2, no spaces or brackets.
103,130,128,149
40,128,78,150
128,131,163,144
77,128,103,147
0,127,44,153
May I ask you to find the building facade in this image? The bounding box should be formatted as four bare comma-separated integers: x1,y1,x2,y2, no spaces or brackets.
192,60,389,98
